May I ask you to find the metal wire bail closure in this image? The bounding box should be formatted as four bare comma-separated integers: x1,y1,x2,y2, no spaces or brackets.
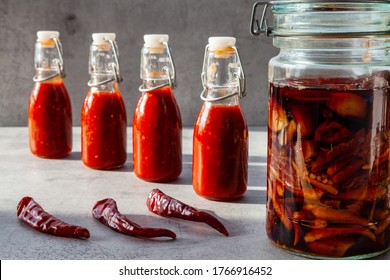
33,38,66,82
87,38,123,87
139,42,177,93
200,45,247,102
250,1,272,37
250,0,390,37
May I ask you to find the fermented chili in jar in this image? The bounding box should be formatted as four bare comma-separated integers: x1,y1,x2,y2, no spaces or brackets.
133,34,182,182
28,31,72,158
81,33,127,170
250,0,390,258
193,37,248,201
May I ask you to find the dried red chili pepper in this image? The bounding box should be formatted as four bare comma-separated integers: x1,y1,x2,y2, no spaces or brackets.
17,196,90,239
92,198,176,239
146,188,229,236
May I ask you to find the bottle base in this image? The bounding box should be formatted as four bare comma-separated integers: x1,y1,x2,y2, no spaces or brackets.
82,161,126,170
134,174,181,183
31,151,72,159
193,190,245,202
134,169,182,183
270,240,390,260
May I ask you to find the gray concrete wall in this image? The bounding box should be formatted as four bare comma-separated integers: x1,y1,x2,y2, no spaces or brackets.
0,0,278,126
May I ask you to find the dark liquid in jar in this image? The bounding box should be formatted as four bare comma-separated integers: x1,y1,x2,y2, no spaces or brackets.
267,77,390,258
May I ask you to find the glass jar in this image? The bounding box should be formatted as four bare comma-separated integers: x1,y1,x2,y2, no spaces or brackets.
28,31,72,158
133,34,182,182
193,37,248,201
81,33,127,170
251,1,390,258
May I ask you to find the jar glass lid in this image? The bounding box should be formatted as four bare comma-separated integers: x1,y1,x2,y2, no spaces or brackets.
251,0,390,37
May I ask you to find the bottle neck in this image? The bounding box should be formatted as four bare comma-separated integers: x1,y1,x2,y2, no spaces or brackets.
141,79,170,91
204,91,239,105
34,70,63,83
90,75,117,93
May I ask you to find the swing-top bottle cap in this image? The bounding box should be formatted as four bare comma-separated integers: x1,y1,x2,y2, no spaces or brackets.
37,31,59,42
143,34,169,48
208,36,236,50
92,33,116,45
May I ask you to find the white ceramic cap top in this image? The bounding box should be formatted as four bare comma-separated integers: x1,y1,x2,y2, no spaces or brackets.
37,31,59,41
208,36,236,49
92,33,116,45
143,34,169,48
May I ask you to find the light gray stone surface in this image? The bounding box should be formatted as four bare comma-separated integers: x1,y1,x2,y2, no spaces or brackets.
0,127,389,260
0,0,276,127
0,126,281,260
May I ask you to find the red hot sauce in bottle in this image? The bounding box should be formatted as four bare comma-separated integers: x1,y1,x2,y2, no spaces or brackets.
81,33,127,170
28,31,72,158
133,34,182,182
193,37,248,201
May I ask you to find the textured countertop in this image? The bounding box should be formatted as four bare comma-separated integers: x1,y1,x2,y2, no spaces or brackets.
0,127,389,260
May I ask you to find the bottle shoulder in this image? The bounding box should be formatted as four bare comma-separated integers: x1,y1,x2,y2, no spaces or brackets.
137,86,179,105
196,102,247,128
31,78,70,97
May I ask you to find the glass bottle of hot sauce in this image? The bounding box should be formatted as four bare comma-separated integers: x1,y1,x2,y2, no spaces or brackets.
193,37,248,201
133,34,182,182
28,31,72,158
81,33,127,170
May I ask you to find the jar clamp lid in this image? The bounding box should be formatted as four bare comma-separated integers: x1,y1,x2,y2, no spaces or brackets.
250,0,390,37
